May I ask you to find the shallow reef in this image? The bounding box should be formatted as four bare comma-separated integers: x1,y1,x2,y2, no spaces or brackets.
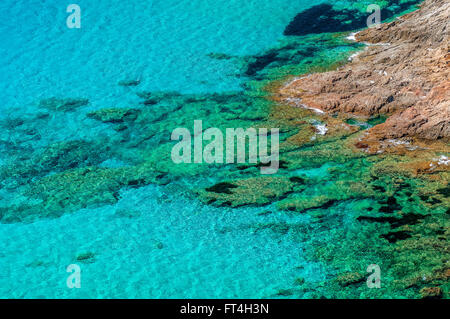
39,97,89,112
0,0,447,298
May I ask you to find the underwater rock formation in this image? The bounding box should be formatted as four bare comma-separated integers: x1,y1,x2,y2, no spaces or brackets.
118,79,141,87
420,286,444,299
75,251,96,263
283,1,422,36
39,97,89,112
279,0,449,144
198,177,297,207
87,108,141,123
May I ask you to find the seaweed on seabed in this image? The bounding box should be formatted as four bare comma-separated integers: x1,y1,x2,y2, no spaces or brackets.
205,182,238,194
39,97,89,112
356,212,426,228
245,51,282,76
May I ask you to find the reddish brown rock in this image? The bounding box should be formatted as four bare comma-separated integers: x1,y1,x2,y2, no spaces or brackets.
278,0,450,143
419,287,443,299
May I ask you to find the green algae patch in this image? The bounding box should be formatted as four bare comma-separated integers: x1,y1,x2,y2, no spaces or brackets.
0,139,112,188
280,139,367,171
138,143,214,178
2,165,163,222
277,179,375,212
300,174,449,298
0,89,281,222
26,167,128,211
118,79,141,87
281,125,317,150
420,287,444,299
87,108,141,123
335,272,366,287
277,195,335,213
198,176,297,207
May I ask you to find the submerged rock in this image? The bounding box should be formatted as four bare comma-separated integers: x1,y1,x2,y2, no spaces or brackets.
419,287,443,299
115,208,141,218
76,252,96,263
0,139,111,189
87,108,140,123
275,289,295,296
154,241,164,250
198,177,296,207
294,277,305,285
283,1,422,36
381,230,412,243
39,97,89,112
206,52,234,60
118,79,141,87
205,182,238,194
277,195,336,213
335,272,366,287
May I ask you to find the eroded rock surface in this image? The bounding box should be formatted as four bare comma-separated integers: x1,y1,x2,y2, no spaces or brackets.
279,0,449,142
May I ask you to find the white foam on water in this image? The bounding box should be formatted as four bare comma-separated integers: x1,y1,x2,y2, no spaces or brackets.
437,155,449,166
348,52,361,61
285,98,325,114
346,32,358,41
315,124,328,135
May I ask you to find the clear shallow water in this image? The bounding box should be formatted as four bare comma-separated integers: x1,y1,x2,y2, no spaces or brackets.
0,0,333,299
0,0,435,299
0,0,326,110
1,184,327,298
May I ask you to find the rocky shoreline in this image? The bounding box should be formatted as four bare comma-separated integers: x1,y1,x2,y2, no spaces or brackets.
278,0,449,150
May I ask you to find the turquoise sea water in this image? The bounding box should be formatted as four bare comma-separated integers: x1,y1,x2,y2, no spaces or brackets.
0,0,434,299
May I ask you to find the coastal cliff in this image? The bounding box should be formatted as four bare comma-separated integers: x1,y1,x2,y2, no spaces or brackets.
278,0,449,146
